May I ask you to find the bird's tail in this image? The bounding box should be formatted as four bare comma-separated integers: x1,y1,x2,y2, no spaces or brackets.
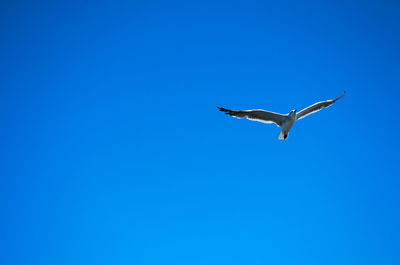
278,130,289,140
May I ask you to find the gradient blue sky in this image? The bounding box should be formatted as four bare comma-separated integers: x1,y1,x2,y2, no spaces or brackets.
2,1,400,264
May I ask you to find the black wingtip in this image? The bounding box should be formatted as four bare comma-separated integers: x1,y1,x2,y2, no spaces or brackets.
217,106,230,112
217,106,235,116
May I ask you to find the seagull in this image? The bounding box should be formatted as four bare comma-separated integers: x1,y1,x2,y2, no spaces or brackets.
218,91,346,140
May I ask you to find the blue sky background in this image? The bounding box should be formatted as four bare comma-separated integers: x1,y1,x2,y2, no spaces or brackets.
2,1,400,264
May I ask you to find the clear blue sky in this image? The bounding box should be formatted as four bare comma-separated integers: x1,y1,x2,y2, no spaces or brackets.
2,1,400,264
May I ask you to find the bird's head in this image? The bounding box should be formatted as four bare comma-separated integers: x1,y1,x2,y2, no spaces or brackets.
289,109,297,117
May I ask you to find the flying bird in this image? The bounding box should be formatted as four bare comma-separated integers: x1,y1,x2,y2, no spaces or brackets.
218,91,346,140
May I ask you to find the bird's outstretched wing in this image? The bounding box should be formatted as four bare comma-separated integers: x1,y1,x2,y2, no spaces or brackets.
217,107,286,127
296,91,346,120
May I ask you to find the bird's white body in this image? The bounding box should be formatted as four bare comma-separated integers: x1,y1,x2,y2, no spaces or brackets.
218,91,346,140
279,115,297,140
